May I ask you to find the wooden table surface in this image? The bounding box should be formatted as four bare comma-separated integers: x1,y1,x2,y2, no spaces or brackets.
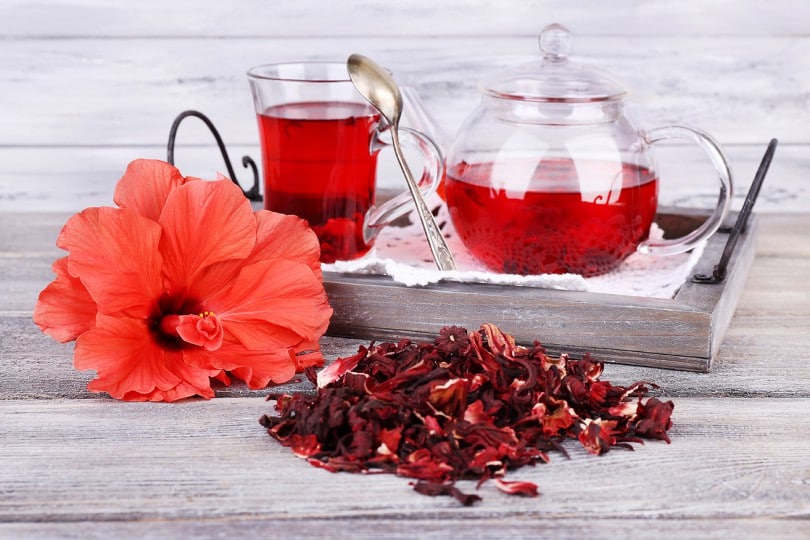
1,211,809,539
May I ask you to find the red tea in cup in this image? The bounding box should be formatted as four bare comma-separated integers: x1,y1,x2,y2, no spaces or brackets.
249,62,444,264
257,101,381,263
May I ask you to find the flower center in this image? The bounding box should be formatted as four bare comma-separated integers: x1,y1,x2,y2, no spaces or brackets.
159,310,224,351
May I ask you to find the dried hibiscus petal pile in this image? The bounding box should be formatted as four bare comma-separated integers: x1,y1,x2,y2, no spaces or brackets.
260,323,674,505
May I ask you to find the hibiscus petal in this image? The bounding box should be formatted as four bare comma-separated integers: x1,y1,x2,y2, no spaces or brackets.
427,378,469,418
159,180,256,289
634,398,674,443
250,211,323,280
180,258,243,310
208,258,332,349
229,360,296,389
316,348,365,388
411,481,483,506
493,478,539,497
58,207,163,319
33,257,98,342
178,210,326,338
291,339,326,371
120,379,215,402
113,159,193,221
75,314,217,401
188,338,297,389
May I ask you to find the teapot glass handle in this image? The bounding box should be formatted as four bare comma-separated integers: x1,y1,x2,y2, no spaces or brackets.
639,126,734,255
362,126,444,244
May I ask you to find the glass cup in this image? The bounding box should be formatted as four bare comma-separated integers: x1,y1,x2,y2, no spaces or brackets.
248,62,444,263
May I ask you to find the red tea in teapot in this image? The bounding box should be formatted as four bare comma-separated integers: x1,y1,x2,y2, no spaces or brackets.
445,159,659,277
257,101,381,263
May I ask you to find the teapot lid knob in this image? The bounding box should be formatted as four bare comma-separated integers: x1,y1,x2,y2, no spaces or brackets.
481,22,625,102
539,23,572,60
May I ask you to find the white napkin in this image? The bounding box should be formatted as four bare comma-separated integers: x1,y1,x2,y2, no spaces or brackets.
323,196,705,299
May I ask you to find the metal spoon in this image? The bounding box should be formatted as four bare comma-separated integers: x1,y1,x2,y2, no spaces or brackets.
347,54,456,272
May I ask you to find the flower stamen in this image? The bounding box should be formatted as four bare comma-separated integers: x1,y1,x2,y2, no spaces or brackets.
160,311,224,351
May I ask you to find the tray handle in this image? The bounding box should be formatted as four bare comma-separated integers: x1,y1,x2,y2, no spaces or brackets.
692,138,777,284
166,110,262,202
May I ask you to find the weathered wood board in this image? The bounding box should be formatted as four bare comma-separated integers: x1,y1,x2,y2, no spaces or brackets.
1,397,808,533
1,211,808,540
324,211,758,372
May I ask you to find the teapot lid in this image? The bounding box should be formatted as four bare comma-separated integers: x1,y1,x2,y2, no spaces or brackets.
481,23,626,103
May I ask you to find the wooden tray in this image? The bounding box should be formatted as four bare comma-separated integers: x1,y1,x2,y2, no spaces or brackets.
322,210,758,372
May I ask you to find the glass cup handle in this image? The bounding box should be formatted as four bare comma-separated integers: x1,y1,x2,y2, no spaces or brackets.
639,126,734,255
363,126,444,244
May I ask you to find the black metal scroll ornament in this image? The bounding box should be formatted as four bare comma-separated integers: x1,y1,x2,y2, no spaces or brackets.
166,110,262,202
692,138,777,284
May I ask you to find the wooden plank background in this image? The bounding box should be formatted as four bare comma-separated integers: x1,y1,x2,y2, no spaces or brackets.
0,0,807,213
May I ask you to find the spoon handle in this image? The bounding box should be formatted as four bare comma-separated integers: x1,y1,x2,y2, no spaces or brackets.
390,130,457,272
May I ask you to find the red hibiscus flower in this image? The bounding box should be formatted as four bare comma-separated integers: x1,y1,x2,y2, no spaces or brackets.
34,159,333,402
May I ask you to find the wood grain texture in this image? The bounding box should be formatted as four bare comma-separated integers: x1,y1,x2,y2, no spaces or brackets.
1,0,806,37
1,36,805,146
3,518,809,540
0,398,807,532
2,143,806,213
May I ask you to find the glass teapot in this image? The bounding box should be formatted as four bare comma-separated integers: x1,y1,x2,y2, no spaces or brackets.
444,24,733,277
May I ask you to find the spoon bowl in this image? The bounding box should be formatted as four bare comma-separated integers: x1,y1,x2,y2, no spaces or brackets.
347,56,403,128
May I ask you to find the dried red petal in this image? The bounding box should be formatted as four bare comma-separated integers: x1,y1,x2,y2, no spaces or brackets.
493,478,539,497
377,426,403,457
577,418,616,455
316,347,366,388
542,402,579,437
398,449,455,481
634,397,675,443
422,415,444,436
427,378,469,418
262,324,674,505
479,323,517,357
463,399,494,425
411,481,482,506
289,434,321,458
